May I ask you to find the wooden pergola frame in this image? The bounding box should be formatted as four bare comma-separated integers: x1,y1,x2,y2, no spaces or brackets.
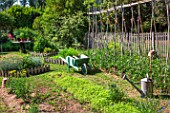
88,0,161,15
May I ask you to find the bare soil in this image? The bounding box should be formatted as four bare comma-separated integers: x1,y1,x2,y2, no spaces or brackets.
0,87,90,113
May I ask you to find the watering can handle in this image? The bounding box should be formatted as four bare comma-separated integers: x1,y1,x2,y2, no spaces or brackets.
122,74,126,80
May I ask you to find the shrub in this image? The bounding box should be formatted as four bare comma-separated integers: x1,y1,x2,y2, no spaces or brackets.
0,57,22,70
22,56,43,69
6,77,31,101
33,35,45,52
14,27,38,40
53,48,81,59
43,47,52,53
0,56,43,71
0,34,8,43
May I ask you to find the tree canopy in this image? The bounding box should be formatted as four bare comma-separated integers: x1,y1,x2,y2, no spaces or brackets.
6,5,41,28
0,12,15,31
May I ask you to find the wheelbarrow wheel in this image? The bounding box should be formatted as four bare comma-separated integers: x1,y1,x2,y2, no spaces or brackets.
81,63,87,75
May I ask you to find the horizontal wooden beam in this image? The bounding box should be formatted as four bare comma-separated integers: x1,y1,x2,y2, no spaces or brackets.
88,0,160,15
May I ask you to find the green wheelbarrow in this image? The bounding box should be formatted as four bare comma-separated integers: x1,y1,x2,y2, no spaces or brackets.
60,54,90,75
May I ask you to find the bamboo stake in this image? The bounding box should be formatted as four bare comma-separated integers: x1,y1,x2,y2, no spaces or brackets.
164,0,169,85
114,3,117,62
137,1,141,55
121,5,124,56
87,4,91,49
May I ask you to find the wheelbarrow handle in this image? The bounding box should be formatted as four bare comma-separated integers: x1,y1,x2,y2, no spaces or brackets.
59,57,67,63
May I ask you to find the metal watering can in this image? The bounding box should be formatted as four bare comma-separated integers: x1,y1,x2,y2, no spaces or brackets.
122,72,153,97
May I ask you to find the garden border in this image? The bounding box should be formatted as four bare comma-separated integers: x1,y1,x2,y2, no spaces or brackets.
0,64,50,77
44,58,66,65
30,52,58,57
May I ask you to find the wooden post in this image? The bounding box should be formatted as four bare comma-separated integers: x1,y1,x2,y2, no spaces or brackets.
41,65,44,73
34,67,37,75
26,68,30,76
152,32,155,50
37,66,41,74
47,65,50,71
19,42,26,53
30,68,34,75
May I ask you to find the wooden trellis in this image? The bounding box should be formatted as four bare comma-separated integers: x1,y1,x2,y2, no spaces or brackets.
86,32,170,57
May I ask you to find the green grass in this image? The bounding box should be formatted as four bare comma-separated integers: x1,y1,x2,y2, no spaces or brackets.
0,51,166,113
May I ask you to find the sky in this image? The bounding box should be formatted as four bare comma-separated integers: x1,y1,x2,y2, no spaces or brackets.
13,0,21,5
13,0,29,6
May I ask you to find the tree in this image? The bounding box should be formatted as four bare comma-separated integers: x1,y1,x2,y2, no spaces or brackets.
28,0,46,11
46,0,86,16
6,5,41,28
57,12,87,47
35,0,88,48
0,12,15,31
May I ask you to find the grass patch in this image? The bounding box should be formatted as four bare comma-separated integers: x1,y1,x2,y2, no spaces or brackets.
45,73,140,113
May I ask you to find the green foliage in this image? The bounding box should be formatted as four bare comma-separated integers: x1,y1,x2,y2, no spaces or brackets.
53,48,81,59
87,48,170,91
57,12,87,47
1,40,33,51
137,99,161,113
28,103,39,113
39,10,87,48
32,16,43,31
0,12,15,30
6,5,41,28
22,55,43,69
50,74,140,112
0,56,22,70
108,42,120,51
0,55,43,71
14,27,38,39
0,33,11,43
33,35,46,52
6,77,31,101
46,0,86,16
104,102,140,113
43,47,52,53
28,0,46,10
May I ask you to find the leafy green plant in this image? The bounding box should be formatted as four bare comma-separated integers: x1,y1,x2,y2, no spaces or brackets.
49,74,139,113
28,103,39,113
137,99,161,113
0,57,22,71
86,47,170,91
14,27,38,40
22,56,43,69
6,77,31,101
0,55,42,73
33,35,58,52
53,48,82,59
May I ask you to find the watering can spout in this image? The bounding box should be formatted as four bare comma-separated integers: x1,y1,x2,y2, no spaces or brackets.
122,74,145,98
